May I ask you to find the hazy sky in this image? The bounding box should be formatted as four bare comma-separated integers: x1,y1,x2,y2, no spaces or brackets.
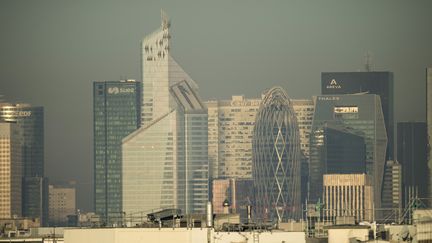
1,0,431,211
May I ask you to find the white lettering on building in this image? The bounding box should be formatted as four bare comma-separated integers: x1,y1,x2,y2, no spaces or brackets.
326,79,341,89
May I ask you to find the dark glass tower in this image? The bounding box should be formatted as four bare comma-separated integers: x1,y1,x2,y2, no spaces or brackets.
93,80,141,224
0,103,47,224
310,94,387,210
397,122,429,206
321,72,394,161
252,87,301,222
309,125,366,200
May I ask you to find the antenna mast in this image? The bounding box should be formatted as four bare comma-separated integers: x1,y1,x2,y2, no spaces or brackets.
365,51,373,72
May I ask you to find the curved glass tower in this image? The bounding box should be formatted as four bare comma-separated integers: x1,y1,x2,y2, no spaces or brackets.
252,87,301,222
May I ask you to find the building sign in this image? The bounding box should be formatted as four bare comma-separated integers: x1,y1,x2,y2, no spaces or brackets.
334,106,358,113
231,100,261,106
1,111,32,117
326,79,342,89
318,96,340,101
107,87,135,94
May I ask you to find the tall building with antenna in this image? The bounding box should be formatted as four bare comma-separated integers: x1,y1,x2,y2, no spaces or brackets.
122,11,208,216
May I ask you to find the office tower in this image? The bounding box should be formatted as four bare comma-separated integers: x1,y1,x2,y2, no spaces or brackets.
310,94,387,211
206,96,261,179
122,79,208,215
48,184,76,226
380,160,401,222
252,87,301,222
122,12,208,216
93,80,141,224
291,99,315,159
206,96,314,180
427,67,432,199
321,72,394,160
0,123,22,219
0,103,47,224
122,80,208,215
22,177,48,224
309,125,366,200
140,10,198,127
397,122,428,206
323,174,373,222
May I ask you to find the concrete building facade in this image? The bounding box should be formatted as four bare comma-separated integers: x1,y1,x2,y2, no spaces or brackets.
380,160,402,222
48,185,76,226
206,96,260,179
0,123,22,219
323,174,373,222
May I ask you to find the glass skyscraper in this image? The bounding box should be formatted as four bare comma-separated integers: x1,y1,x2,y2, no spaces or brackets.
397,122,428,206
93,80,141,224
309,94,387,211
321,72,394,161
0,103,47,224
122,12,208,216
427,67,432,200
252,87,301,222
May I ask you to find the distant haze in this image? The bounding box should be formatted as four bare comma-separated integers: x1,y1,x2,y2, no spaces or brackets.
0,0,431,211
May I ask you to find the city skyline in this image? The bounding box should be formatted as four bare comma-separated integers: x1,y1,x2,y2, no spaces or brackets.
0,0,431,211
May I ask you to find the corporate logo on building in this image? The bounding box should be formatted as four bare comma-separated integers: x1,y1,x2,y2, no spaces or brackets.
0,110,32,118
318,96,340,101
326,79,341,89
107,87,135,94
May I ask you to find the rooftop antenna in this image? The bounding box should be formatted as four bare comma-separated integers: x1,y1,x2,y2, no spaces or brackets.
364,51,373,72
161,9,170,30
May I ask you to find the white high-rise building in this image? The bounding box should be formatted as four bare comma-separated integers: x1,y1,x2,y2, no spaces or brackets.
206,96,261,179
0,123,22,219
206,95,314,179
292,99,315,159
122,11,208,215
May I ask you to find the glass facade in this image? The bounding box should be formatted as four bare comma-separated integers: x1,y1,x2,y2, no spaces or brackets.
0,103,46,224
308,125,366,200
0,104,44,177
93,80,141,224
122,81,208,215
427,67,432,199
309,94,387,210
397,122,429,206
321,72,394,161
22,177,49,224
123,13,208,216
252,87,301,222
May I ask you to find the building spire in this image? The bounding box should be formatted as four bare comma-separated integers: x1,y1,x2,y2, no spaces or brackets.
161,9,170,30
